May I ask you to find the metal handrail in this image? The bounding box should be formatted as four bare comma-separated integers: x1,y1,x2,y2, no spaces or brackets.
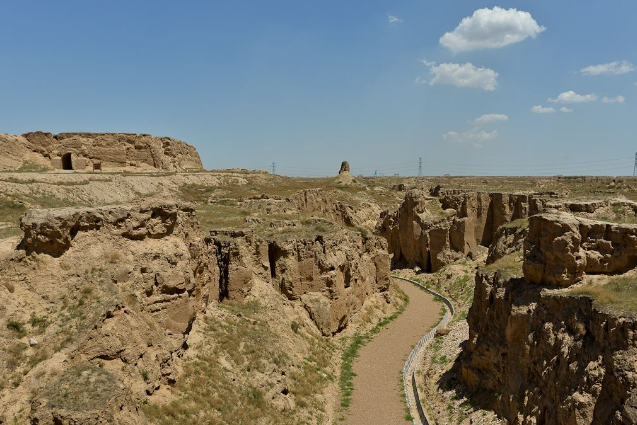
394,276,455,425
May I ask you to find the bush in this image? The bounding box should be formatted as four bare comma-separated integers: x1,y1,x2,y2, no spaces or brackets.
7,319,25,336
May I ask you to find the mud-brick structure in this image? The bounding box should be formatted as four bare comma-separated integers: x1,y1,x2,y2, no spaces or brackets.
19,131,204,172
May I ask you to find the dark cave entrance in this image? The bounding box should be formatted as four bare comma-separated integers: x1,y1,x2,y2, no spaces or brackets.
61,153,73,170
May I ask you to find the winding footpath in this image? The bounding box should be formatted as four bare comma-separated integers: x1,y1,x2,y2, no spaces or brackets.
346,278,441,425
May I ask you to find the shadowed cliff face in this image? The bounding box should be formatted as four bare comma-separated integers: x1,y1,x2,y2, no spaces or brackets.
378,189,543,272
210,228,391,336
458,213,637,425
460,270,637,425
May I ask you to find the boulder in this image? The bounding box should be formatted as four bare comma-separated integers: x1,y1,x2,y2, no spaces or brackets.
524,212,637,286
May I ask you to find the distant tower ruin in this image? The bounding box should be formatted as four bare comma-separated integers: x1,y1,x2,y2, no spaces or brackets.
339,161,350,175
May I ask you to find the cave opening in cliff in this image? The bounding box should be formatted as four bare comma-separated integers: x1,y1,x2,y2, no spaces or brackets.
268,243,280,278
61,153,73,170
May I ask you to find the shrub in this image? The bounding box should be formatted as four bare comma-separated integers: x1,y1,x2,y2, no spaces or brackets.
7,320,25,336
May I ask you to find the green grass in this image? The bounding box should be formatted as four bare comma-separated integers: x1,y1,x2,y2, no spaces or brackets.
595,203,637,225
42,364,120,411
501,218,529,231
144,299,334,425
570,275,637,317
16,162,50,172
7,319,26,337
481,251,524,279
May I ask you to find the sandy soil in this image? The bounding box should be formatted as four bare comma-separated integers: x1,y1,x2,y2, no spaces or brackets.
346,279,441,425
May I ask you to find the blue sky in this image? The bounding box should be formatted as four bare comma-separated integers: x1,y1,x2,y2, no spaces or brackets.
1,1,636,176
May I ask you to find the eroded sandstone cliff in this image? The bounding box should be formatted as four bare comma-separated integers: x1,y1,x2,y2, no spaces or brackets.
210,228,391,335
0,132,203,172
460,213,637,424
1,202,217,423
461,270,637,424
0,200,391,423
524,212,637,286
378,189,543,271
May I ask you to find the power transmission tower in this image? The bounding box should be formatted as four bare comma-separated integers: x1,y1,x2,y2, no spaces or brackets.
418,157,422,177
271,162,276,175
634,153,637,176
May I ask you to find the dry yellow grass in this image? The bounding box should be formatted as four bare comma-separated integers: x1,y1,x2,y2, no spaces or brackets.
481,251,524,279
570,275,637,317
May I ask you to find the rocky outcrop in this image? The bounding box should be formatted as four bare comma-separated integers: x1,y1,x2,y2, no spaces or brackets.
486,219,529,265
20,202,197,257
210,229,391,335
460,270,637,424
1,131,203,171
293,188,381,228
339,161,350,174
211,229,271,301
1,202,218,423
524,213,637,287
379,190,544,271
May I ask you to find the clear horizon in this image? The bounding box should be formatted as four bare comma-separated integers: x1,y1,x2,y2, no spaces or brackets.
1,1,636,176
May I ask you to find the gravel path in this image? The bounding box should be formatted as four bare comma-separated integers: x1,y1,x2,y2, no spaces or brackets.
347,279,441,425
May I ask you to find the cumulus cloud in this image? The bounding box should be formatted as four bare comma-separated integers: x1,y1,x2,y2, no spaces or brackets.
531,105,556,114
443,127,498,148
549,91,597,103
560,107,573,113
602,95,626,104
581,60,635,76
387,14,403,24
470,114,508,125
420,59,436,67
439,7,545,53
428,62,498,91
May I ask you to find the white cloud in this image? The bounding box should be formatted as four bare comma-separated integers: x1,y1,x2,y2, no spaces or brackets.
443,127,498,148
439,7,545,53
581,60,635,76
548,91,597,103
560,107,573,113
531,105,556,114
470,114,508,125
387,14,403,24
428,62,498,91
602,95,626,104
420,59,436,67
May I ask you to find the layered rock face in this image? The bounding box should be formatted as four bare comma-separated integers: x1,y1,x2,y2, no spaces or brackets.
460,271,637,424
293,188,381,228
486,219,529,265
1,202,218,423
379,190,542,271
210,229,391,335
524,212,637,286
1,131,203,171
